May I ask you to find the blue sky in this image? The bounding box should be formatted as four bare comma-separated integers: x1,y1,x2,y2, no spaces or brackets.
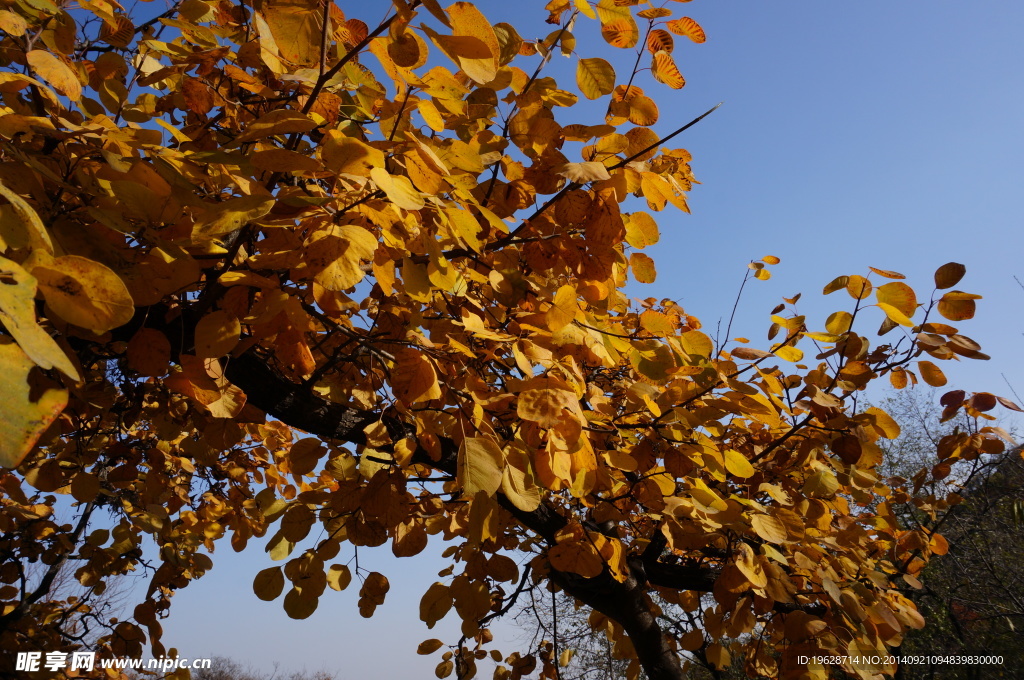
156,1,1024,675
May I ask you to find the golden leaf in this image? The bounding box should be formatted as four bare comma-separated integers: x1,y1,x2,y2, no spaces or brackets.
26,50,81,100
0,337,68,468
546,284,578,332
321,133,385,176
370,167,425,211
624,211,659,248
458,437,504,497
750,514,787,544
646,29,674,54
937,290,977,320
194,310,241,359
192,195,275,241
666,17,706,43
875,281,917,317
651,51,685,89
913,360,945,388
845,274,872,299
309,225,378,292
600,18,638,49
576,57,616,100
0,256,79,380
630,252,657,283
391,348,442,404
253,567,285,601
558,161,611,184
724,449,755,478
628,94,659,126
549,539,604,578
33,255,134,333
419,582,453,628
0,179,52,254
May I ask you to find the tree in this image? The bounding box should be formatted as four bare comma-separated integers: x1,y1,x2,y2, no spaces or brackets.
869,390,1024,679
0,1,1019,678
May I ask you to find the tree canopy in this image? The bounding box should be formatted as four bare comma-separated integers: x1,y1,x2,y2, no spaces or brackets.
0,1,1019,678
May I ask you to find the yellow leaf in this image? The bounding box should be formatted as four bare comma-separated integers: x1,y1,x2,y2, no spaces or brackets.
519,387,576,428
646,28,674,54
321,133,385,176
26,50,81,100
750,514,787,544
0,179,52,254
576,57,616,100
194,310,241,359
549,539,604,578
253,566,285,601
628,95,659,126
934,262,966,289
558,161,611,183
419,582,453,628
865,406,901,439
192,195,275,241
875,281,917,317
0,337,68,468
448,2,500,70
763,255,781,265
546,284,577,332
630,252,656,283
33,255,134,333
822,275,849,295
679,330,713,359
773,345,803,362
624,212,659,248
458,437,504,497
0,10,27,36
724,449,755,478
501,459,541,512
877,302,914,327
391,348,442,404
666,17,706,43
845,274,872,300
283,586,319,619
937,291,976,320
868,266,905,279
370,167,425,211
600,18,638,49
0,256,79,380
734,542,767,588
258,0,322,67
803,469,839,498
422,28,496,85
327,564,351,591
418,639,445,655
309,225,378,292
917,360,946,387
825,310,853,335
651,51,685,89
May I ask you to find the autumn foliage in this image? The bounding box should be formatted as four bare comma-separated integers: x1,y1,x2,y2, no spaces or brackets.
0,0,1018,678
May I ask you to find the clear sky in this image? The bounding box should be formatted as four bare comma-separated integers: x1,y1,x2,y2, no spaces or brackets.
156,1,1024,676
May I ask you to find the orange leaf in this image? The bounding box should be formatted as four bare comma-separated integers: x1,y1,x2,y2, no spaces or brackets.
651,51,685,89
666,17,706,43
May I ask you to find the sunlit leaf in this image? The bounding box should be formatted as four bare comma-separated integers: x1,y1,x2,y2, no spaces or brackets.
576,57,616,100
665,17,705,43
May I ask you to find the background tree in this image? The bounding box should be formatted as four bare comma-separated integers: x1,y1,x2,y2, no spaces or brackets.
0,1,1019,679
873,390,1023,679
